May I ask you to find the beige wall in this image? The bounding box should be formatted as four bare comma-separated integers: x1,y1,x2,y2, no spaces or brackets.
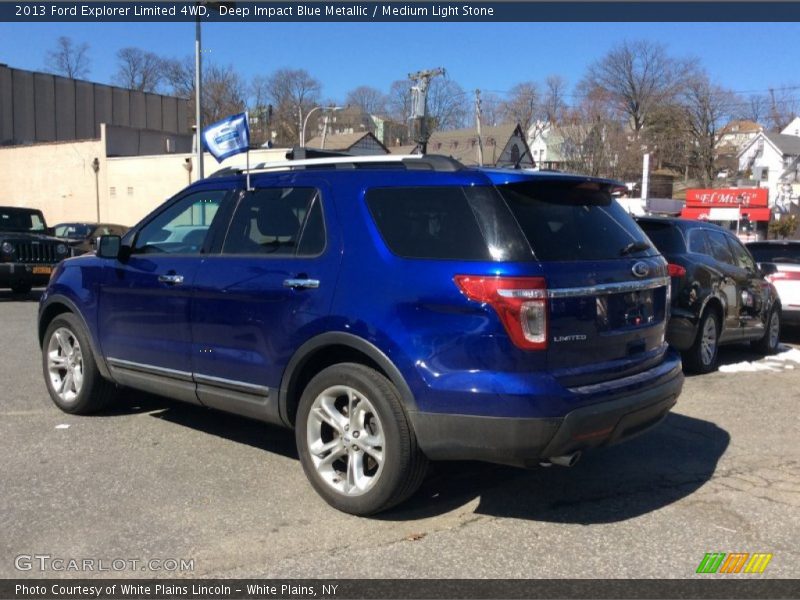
0,138,105,225
0,135,289,227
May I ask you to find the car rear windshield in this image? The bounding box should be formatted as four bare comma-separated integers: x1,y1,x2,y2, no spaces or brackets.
366,186,530,261
496,181,659,261
747,243,800,264
636,220,686,254
0,208,46,232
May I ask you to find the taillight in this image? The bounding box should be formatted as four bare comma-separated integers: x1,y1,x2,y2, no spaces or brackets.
454,276,548,350
667,263,686,278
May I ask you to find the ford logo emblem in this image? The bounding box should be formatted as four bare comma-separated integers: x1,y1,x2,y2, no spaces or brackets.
632,262,649,278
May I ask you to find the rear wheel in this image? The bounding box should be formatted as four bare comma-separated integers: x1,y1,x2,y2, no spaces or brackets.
684,310,720,374
295,363,427,515
42,313,116,414
751,306,781,355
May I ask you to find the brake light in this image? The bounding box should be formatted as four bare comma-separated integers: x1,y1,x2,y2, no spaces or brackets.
454,276,548,350
667,263,686,278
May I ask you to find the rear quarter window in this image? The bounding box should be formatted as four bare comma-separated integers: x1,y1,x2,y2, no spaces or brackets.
366,186,501,260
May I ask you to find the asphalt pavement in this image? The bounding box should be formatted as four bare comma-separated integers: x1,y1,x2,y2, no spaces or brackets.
1,291,798,579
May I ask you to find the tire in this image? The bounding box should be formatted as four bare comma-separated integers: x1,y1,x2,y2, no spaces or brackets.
295,363,428,516
751,306,781,355
683,310,720,374
10,282,32,295
42,313,116,414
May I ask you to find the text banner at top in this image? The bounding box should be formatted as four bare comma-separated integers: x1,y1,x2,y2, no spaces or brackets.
5,1,800,22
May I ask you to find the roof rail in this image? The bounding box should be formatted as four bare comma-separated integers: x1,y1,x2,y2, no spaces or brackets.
209,153,463,178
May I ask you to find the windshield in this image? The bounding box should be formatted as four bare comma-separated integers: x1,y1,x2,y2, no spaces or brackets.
55,224,93,239
0,208,47,232
496,181,658,261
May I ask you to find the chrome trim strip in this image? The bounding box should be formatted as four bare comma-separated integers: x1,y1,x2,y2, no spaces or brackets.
106,357,193,382
568,360,682,395
547,277,669,299
194,373,270,397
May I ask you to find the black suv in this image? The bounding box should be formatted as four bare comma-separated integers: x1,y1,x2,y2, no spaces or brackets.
1,207,70,294
637,216,781,373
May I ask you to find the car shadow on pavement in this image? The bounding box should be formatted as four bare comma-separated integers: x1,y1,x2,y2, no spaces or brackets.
104,388,298,460
0,289,43,303
381,412,729,524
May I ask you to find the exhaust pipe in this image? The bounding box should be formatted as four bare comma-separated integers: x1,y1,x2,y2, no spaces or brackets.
541,451,581,468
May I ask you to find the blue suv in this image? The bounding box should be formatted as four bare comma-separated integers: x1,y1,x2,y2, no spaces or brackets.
38,153,683,515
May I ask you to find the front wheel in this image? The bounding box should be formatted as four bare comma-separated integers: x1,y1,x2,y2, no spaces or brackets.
295,363,427,515
752,306,781,355
42,313,116,414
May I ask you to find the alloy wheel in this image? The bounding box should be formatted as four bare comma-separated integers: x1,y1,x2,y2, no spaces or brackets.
46,327,84,403
306,385,385,497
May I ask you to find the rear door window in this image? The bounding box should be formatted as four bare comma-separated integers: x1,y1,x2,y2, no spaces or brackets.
497,181,658,261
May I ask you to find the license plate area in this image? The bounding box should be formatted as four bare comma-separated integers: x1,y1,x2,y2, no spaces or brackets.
597,288,663,331
32,266,52,275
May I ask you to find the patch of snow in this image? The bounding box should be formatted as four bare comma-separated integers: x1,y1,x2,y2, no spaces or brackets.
719,347,800,373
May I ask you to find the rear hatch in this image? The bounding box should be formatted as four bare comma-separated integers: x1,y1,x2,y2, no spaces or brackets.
491,175,669,388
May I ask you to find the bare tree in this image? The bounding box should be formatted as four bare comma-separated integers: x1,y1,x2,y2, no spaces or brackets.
682,72,733,185
45,36,90,79
345,86,388,116
767,87,799,132
479,91,503,128
113,47,165,92
499,82,540,131
387,80,413,127
426,78,469,131
740,94,768,124
261,68,322,144
162,57,246,127
543,75,568,124
580,40,695,136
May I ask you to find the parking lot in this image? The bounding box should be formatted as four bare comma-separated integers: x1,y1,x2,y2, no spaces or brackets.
2,291,799,579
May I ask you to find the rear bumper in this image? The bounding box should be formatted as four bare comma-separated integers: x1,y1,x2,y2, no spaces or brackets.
781,305,800,324
0,262,55,288
409,355,683,467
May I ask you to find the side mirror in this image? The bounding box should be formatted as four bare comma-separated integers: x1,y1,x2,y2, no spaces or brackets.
96,235,122,259
759,262,778,277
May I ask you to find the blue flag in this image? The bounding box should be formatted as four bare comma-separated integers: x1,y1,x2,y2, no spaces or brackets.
202,112,250,162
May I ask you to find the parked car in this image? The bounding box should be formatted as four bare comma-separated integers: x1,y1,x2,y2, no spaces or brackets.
746,240,800,325
38,154,683,515
636,216,781,373
53,222,128,255
0,206,71,294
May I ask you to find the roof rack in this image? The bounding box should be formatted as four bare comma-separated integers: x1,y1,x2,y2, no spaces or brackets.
208,151,464,178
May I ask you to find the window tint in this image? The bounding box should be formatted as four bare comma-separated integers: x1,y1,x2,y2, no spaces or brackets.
134,190,225,254
366,187,494,260
747,244,800,264
706,230,735,265
498,181,658,261
637,221,685,254
727,237,756,270
687,229,711,255
223,187,324,256
0,208,46,232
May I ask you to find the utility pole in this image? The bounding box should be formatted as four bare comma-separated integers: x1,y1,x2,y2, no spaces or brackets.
475,89,484,166
409,67,445,154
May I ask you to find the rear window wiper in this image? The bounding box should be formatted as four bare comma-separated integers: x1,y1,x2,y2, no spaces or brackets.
620,240,651,256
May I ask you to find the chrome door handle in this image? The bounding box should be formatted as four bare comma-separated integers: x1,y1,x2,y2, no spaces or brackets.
158,274,184,285
283,278,320,289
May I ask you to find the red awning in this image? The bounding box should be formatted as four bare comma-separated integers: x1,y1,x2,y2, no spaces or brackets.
739,208,771,222
680,207,771,222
